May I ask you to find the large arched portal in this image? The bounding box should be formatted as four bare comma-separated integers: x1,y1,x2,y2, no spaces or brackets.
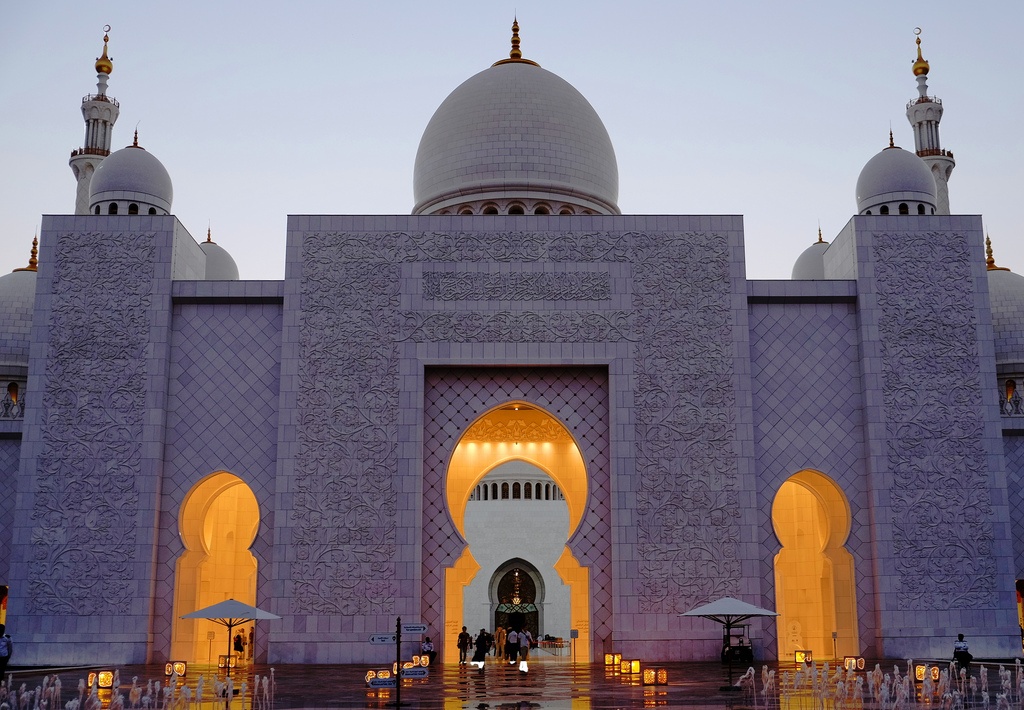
444,402,591,663
171,472,259,662
772,470,858,660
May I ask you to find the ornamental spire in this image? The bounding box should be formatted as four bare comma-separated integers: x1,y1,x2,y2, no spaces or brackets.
986,234,1011,272
95,26,113,75
12,234,38,273
493,18,540,67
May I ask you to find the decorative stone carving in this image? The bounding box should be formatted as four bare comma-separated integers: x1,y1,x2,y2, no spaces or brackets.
292,228,741,621
873,232,995,609
630,233,741,613
423,271,610,301
30,231,153,615
462,417,574,443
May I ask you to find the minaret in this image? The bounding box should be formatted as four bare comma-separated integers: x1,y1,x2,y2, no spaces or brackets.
905,29,954,214
69,27,120,215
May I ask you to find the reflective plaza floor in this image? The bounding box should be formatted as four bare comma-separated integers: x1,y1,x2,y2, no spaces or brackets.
9,654,1013,710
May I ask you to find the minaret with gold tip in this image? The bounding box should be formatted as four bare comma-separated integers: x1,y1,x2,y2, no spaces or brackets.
905,29,955,214
69,27,120,215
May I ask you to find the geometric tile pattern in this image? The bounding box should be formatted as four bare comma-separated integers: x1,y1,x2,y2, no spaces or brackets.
421,366,611,657
0,438,20,581
151,299,283,652
1004,435,1024,578
748,299,875,654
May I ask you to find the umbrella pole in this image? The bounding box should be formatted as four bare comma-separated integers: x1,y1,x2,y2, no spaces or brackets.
226,622,235,676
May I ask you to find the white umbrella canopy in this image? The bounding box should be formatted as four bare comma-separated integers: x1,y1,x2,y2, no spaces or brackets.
680,596,778,624
681,596,777,689
181,598,281,665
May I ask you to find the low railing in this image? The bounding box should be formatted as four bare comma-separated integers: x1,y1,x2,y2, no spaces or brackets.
81,93,119,107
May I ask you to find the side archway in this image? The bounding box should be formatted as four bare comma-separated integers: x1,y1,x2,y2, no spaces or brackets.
171,472,259,662
772,470,859,660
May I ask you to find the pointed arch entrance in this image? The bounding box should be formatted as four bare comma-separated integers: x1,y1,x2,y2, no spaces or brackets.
422,366,611,665
444,402,591,663
772,470,859,660
171,472,260,662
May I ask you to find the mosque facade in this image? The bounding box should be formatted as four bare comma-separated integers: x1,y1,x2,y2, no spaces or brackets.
1,24,1023,666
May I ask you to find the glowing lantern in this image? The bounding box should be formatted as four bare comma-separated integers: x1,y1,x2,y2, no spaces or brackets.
794,650,812,664
365,671,377,683
630,660,642,674
164,661,187,677
642,668,657,685
620,660,631,673
915,664,927,681
657,668,668,685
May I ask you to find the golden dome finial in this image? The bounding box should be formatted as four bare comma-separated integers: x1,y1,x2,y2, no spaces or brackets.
510,17,522,60
95,25,113,75
888,129,896,149
132,129,139,147
817,225,824,244
987,233,1011,272
912,28,930,77
493,18,540,67
206,226,213,243
13,234,39,273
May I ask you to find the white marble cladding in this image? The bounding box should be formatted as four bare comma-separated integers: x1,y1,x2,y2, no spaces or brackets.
844,215,1018,658
11,215,186,664
278,214,757,662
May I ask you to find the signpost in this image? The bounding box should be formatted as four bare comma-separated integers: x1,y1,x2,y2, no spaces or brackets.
365,617,428,707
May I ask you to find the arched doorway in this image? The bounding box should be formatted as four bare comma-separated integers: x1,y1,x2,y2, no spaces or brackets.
492,561,543,639
772,470,858,660
443,401,591,663
171,472,260,662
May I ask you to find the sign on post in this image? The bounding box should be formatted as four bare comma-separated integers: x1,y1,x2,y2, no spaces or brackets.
369,634,397,645
401,623,428,634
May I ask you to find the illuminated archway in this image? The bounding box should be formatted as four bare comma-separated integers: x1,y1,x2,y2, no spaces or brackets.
772,470,859,660
171,472,259,662
443,402,591,663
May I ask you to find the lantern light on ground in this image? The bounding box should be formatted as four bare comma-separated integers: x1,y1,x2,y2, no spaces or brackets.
620,660,631,673
843,656,864,671
794,650,812,664
630,660,641,674
217,655,237,669
87,671,114,689
164,661,187,676
657,668,668,685
643,668,656,685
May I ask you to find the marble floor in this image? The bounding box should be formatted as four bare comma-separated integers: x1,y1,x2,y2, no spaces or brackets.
5,654,991,710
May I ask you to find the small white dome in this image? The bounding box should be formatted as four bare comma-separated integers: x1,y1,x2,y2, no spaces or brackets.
200,240,239,280
855,145,936,214
0,269,37,371
413,61,619,215
988,268,1024,369
792,240,830,279
90,143,173,214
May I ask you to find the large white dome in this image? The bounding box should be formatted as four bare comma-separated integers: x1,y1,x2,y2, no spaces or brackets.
0,268,37,372
989,267,1024,370
413,60,619,215
90,142,173,214
855,145,936,215
792,239,830,279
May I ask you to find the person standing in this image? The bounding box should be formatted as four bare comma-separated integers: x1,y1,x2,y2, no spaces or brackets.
953,633,972,671
0,625,11,678
494,626,506,661
233,630,245,662
519,628,533,662
457,626,472,664
247,627,254,660
506,628,519,665
471,628,489,668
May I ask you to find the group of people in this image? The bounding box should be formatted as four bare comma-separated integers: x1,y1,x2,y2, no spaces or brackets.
232,627,255,662
452,624,535,666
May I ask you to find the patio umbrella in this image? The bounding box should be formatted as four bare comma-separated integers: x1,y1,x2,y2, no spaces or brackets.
181,598,281,667
680,596,778,690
